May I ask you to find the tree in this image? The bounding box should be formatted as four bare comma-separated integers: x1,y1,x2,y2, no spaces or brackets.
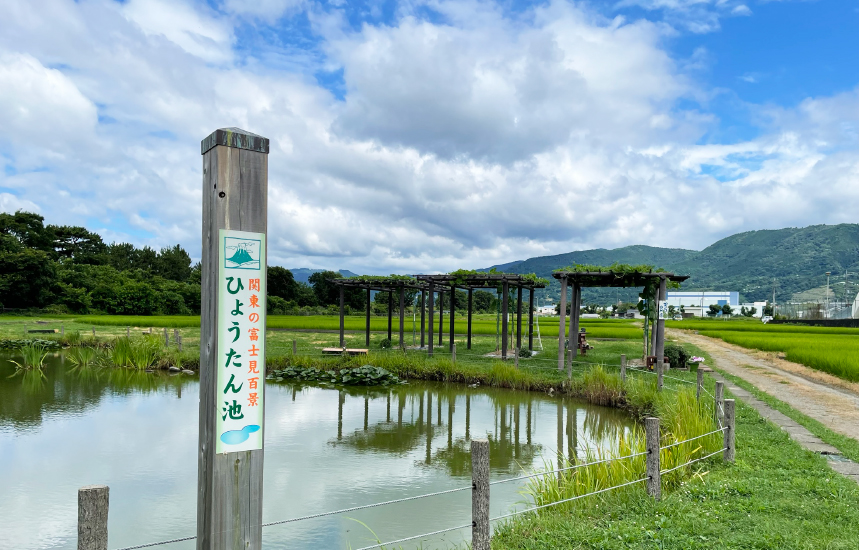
157,245,192,281
740,306,748,316
48,224,107,264
749,306,757,316
308,270,363,309
105,243,137,272
0,211,54,251
721,304,733,316
763,303,773,316
0,248,58,308
268,266,299,301
708,304,721,316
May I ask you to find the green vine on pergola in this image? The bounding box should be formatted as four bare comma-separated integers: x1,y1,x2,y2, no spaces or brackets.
446,268,550,288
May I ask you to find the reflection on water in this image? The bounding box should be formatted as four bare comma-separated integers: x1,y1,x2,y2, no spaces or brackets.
0,352,634,550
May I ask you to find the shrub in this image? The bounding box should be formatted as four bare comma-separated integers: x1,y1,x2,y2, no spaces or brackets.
664,343,689,369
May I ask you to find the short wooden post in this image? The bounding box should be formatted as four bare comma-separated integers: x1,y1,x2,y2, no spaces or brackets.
471,439,490,550
164,327,169,347
656,361,663,391
92,327,96,337
174,329,179,344
723,399,735,463
696,368,704,401
645,417,661,500
452,343,457,364
78,485,109,550
126,327,130,338
620,354,627,383
61,325,65,336
514,347,519,369
714,381,725,425
292,339,297,355
178,335,183,352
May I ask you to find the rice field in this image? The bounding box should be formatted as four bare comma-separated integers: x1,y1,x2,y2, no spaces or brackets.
667,318,859,382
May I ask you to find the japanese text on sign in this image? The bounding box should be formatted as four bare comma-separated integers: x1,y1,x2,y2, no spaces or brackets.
216,230,266,453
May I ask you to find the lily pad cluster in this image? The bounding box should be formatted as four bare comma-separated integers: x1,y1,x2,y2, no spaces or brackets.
268,364,403,386
0,339,62,351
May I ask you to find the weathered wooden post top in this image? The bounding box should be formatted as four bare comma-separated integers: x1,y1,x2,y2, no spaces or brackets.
198,127,269,550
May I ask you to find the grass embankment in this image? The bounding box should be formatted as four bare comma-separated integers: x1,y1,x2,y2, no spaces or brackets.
668,318,859,382
68,314,642,339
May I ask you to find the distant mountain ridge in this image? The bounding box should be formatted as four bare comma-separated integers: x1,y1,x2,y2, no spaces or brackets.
488,224,859,304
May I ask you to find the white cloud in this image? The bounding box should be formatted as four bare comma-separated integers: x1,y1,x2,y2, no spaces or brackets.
223,0,306,20
0,0,857,275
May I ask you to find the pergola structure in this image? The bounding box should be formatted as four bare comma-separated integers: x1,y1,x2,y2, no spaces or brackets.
333,273,546,360
551,270,689,373
414,274,546,360
332,276,428,349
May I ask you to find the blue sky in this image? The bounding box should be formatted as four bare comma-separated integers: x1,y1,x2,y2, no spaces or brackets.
0,0,857,273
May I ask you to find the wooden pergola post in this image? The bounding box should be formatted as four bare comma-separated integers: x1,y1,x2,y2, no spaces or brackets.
656,276,667,370
467,288,473,350
387,291,393,342
428,284,435,357
501,280,509,360
438,291,444,347
339,286,345,348
516,285,523,353
399,286,405,349
420,290,426,348
528,288,535,352
570,284,580,369
557,276,567,371
365,288,371,347
198,127,268,550
449,284,456,352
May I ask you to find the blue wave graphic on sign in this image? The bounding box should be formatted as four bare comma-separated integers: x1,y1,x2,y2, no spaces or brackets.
220,424,261,445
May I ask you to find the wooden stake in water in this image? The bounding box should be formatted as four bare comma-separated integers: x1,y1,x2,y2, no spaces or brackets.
178,335,183,352
78,485,109,550
164,327,169,347
567,350,573,381
645,417,661,500
620,354,627,383
471,439,490,550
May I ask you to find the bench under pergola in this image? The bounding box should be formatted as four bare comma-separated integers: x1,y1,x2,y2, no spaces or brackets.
333,273,546,360
552,270,689,372
414,273,546,360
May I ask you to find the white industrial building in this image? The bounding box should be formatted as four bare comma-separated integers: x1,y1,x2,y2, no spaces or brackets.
667,291,765,318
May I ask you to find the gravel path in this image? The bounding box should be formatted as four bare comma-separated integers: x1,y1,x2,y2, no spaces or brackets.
669,329,859,444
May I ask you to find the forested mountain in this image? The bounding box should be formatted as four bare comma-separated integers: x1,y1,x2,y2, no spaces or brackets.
487,225,859,304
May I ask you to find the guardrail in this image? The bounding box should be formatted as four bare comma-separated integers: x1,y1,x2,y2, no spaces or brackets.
78,395,737,550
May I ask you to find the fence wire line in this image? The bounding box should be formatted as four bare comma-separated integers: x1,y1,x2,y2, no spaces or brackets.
489,476,649,523
352,522,472,550
660,447,727,476
261,484,472,528
660,427,726,451
112,535,196,550
490,451,649,486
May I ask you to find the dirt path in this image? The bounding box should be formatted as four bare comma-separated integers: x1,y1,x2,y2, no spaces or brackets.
669,329,859,444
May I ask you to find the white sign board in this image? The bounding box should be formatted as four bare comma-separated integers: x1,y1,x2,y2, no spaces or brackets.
216,229,266,453
658,300,669,320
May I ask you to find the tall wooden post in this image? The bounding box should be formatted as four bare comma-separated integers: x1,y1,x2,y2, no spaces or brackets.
467,289,473,350
199,127,268,550
715,382,725,425
420,290,426,348
399,286,405,349
696,368,704,401
569,284,580,371
528,288,534,352
656,277,667,373
428,284,435,357
724,399,736,463
339,286,345,348
516,285,523,352
365,288,371,347
501,280,509,360
557,276,567,371
620,354,627,382
449,284,456,352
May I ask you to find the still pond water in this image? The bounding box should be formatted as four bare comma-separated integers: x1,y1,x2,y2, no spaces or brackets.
0,352,634,550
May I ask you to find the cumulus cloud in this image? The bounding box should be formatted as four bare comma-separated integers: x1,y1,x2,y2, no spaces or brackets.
0,0,857,274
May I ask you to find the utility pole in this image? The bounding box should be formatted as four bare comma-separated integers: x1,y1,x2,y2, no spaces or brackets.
772,279,776,318
825,271,831,318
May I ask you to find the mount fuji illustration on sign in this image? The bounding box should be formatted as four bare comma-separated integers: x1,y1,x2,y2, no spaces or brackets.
224,237,262,270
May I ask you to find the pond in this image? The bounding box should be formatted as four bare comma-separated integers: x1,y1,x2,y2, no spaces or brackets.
0,352,635,550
